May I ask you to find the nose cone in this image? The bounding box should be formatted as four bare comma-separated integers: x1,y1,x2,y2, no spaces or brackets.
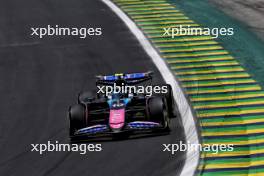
109,109,125,130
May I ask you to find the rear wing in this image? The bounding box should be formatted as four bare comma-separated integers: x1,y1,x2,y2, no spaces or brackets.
96,71,153,85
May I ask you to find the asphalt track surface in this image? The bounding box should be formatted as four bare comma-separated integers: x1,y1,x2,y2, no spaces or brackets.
0,0,186,176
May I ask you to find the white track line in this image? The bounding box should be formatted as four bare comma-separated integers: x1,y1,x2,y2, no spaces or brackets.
101,0,200,176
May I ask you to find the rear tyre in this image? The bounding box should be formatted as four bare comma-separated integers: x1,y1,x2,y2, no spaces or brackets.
69,104,86,135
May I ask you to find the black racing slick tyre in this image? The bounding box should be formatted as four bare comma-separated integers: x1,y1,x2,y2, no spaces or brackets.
147,97,169,127
164,84,176,118
153,84,176,118
69,104,86,135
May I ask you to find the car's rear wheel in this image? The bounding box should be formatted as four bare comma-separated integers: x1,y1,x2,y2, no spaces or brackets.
147,97,169,128
69,104,86,135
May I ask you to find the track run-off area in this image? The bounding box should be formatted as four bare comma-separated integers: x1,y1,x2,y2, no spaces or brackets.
109,0,264,175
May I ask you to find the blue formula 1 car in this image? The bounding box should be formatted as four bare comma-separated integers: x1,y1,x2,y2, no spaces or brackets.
68,71,177,141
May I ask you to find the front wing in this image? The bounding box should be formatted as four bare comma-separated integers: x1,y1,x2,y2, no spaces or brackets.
70,121,170,141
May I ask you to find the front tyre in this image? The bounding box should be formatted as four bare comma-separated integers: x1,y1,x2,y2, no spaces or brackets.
68,104,86,135
164,84,177,118
147,97,169,128
154,84,176,118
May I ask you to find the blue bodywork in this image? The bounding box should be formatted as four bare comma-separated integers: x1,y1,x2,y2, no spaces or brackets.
107,96,131,108
103,73,146,81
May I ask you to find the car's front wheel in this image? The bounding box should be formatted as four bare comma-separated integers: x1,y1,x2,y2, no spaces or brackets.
147,97,169,128
68,104,86,135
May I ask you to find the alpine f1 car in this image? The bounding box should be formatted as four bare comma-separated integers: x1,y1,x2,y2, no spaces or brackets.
68,71,177,141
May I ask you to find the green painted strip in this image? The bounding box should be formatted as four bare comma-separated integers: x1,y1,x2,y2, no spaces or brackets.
194,98,264,106
165,50,229,58
124,7,175,12
135,16,190,22
131,13,186,19
201,114,264,124
127,10,180,15
203,132,264,143
160,46,224,53
190,91,264,101
156,41,219,48
202,156,264,164
121,4,171,9
137,18,192,24
202,124,264,133
179,72,249,78
175,64,242,71
183,77,252,84
197,105,264,117
152,36,212,42
201,170,264,176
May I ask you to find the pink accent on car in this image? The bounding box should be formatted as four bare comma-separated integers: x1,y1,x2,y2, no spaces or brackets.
109,109,125,129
